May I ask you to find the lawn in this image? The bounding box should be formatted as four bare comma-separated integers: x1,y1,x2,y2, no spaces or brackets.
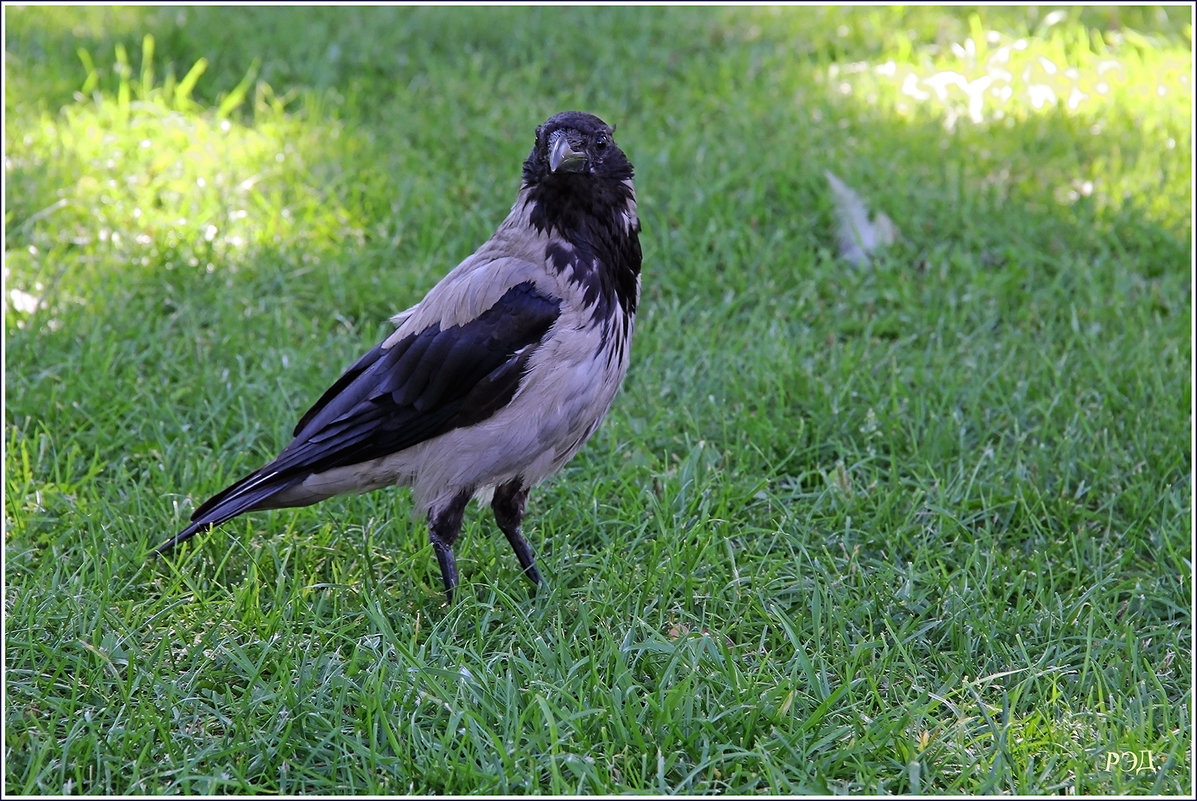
3,4,1192,795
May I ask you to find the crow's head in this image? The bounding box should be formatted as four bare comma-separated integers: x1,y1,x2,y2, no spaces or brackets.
523,111,634,185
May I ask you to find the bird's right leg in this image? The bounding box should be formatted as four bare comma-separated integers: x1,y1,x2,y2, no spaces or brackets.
428,491,471,601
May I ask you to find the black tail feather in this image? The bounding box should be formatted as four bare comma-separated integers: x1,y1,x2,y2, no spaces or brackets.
154,467,303,556
152,518,216,555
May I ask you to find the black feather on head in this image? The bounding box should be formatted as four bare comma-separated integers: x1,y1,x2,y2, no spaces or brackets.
522,111,634,185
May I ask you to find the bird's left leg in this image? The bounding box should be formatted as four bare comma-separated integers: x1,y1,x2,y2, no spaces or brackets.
428,491,471,601
491,479,543,589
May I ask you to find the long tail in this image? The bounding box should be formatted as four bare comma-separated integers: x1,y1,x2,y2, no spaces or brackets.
153,466,304,555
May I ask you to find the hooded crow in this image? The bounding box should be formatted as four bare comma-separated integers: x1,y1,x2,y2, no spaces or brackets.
156,111,641,600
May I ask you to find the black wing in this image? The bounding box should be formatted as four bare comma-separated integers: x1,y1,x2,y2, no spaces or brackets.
279,280,560,472
156,281,560,551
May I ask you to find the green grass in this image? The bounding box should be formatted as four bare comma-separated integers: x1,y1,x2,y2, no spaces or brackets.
4,4,1191,795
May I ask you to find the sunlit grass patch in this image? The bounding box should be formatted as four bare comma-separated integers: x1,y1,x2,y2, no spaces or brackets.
4,35,360,328
819,12,1192,237
826,11,1192,126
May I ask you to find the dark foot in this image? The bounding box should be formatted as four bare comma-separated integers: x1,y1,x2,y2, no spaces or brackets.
428,491,471,601
492,480,542,588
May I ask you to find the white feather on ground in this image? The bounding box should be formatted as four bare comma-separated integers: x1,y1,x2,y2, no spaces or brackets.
825,170,899,267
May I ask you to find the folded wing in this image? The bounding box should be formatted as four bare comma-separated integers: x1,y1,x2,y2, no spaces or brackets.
156,281,560,550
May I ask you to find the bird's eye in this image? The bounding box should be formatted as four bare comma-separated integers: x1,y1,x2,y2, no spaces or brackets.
594,135,609,151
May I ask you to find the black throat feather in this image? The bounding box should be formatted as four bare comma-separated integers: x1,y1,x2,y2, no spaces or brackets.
525,175,641,322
